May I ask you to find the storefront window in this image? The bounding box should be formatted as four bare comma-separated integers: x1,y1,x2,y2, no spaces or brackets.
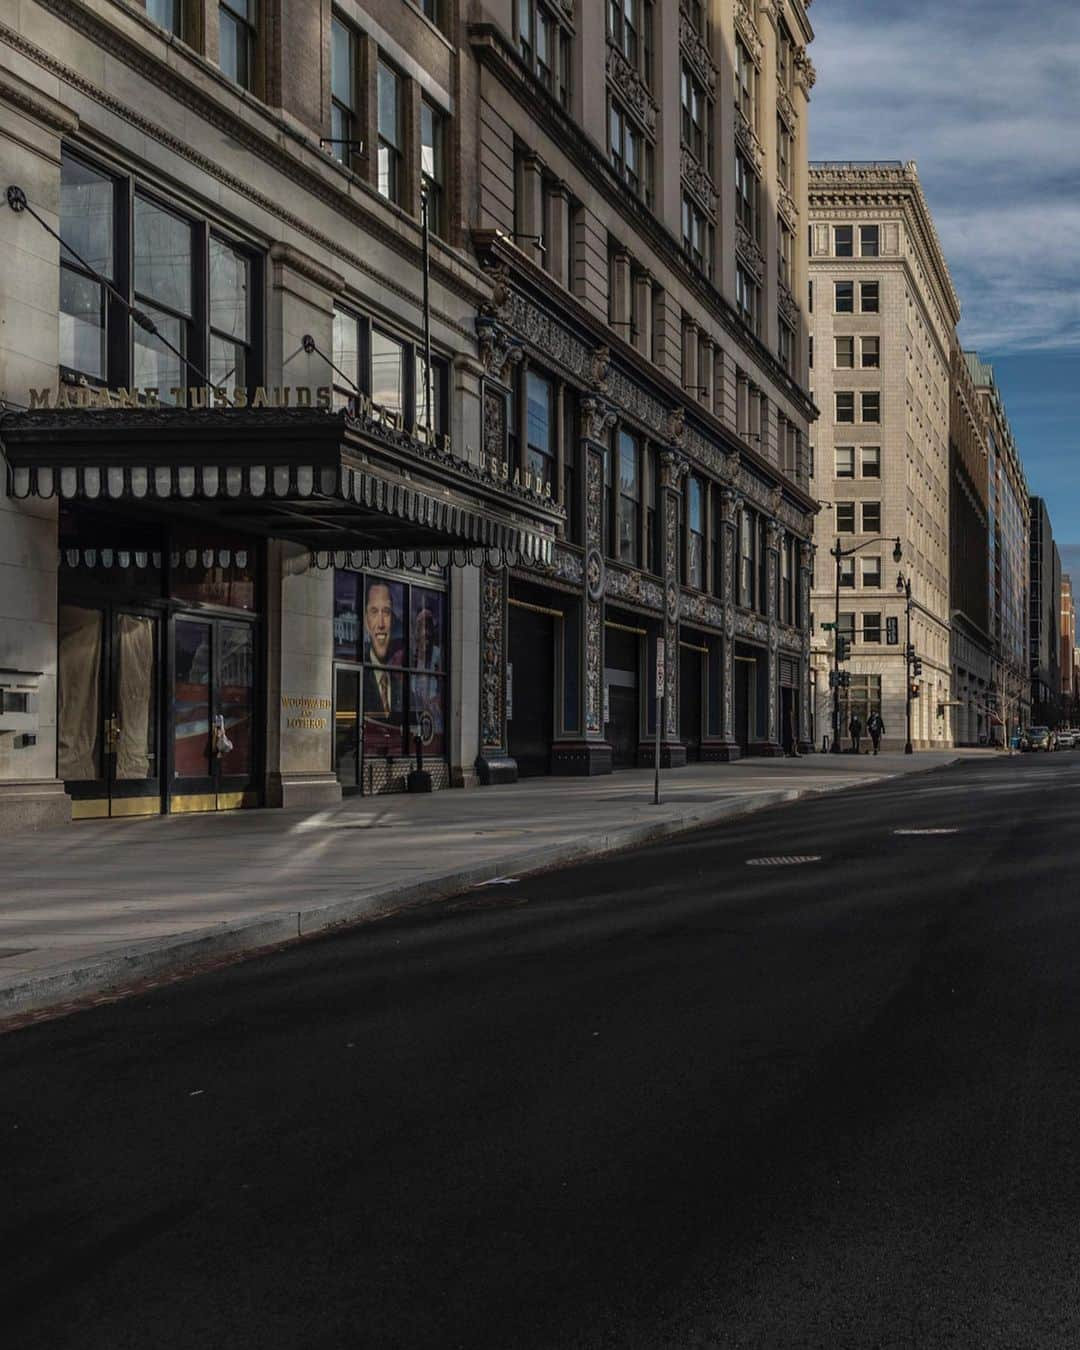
526,371,556,495
170,532,258,611
334,570,448,785
617,430,640,566
687,475,704,589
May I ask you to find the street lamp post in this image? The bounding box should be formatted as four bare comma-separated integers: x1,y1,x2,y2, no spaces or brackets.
896,572,914,754
831,535,902,754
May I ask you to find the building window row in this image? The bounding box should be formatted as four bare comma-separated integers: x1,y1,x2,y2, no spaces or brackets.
330,14,449,232
835,391,881,424
835,335,880,369
835,280,880,314
835,446,881,479
332,305,447,439
59,149,260,397
518,0,573,107
834,224,880,258
835,501,882,534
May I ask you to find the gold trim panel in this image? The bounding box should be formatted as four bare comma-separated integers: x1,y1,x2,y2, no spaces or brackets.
72,799,109,820
170,791,258,815
110,796,162,818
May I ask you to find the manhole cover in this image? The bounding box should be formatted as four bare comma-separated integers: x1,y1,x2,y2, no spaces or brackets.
745,855,821,867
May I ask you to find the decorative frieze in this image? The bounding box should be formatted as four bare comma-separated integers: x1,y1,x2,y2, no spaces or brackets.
734,113,765,174
777,181,799,229
736,221,766,281
552,545,585,586
681,147,718,216
605,565,664,612
476,318,523,383
735,611,770,644
580,395,617,444
679,10,718,94
734,0,763,64
606,42,658,134
680,592,724,629
795,47,817,94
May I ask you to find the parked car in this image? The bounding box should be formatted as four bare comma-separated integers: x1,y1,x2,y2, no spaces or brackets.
1026,726,1054,752
1056,730,1075,750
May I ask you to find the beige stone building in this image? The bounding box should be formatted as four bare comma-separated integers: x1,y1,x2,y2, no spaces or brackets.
807,161,959,751
0,0,817,830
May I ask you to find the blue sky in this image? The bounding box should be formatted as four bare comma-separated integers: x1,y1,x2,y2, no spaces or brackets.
810,0,1080,576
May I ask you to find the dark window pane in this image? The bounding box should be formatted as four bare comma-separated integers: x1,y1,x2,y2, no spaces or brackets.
371,330,404,416
332,18,353,105
132,304,185,403
60,270,107,381
60,155,114,278
174,620,212,779
210,334,244,388
335,668,359,788
210,237,249,341
135,197,193,315
218,623,254,774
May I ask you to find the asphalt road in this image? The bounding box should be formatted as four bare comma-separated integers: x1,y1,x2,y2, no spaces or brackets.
6,754,1080,1348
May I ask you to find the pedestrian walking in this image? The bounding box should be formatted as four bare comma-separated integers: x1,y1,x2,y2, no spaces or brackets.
867,710,885,755
849,712,863,754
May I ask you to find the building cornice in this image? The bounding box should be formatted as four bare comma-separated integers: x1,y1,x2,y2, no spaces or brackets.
809,162,960,329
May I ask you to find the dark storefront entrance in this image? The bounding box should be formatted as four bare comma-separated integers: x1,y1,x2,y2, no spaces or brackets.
733,654,756,753
604,619,642,768
679,632,708,762
508,599,557,778
56,513,261,818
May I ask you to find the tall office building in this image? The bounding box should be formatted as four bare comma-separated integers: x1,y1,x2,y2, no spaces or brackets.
807,162,959,750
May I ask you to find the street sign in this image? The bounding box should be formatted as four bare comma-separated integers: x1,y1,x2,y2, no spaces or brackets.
656,637,665,697
886,616,899,645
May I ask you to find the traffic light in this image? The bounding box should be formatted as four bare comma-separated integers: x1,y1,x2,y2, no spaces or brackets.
836,635,851,663
913,657,923,677
886,616,899,645
840,671,852,688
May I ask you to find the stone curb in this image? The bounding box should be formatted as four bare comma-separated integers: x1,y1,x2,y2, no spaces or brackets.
0,758,963,1020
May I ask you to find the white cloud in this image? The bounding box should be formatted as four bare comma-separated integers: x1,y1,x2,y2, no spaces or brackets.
810,0,1080,352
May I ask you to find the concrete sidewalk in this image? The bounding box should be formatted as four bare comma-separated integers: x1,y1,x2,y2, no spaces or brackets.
0,750,999,1017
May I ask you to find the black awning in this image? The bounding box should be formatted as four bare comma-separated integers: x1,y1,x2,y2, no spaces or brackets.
1,407,560,567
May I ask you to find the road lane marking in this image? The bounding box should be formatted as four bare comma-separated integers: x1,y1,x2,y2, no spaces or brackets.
893,828,959,835
746,856,822,867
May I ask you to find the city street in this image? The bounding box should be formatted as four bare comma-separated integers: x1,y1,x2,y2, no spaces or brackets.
7,753,1080,1348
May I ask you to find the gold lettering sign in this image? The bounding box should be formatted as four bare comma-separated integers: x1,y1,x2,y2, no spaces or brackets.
28,385,333,410
282,694,331,733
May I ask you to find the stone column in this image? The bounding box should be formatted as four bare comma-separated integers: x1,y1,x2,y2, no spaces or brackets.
698,335,715,411
560,393,616,775
475,313,522,784
798,539,814,752
659,449,688,767
518,153,545,267
545,181,571,289
713,486,741,760
759,517,784,755
609,248,632,337
681,321,699,398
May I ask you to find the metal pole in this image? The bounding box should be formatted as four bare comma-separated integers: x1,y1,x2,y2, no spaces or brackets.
420,186,433,438
831,537,842,753
654,637,663,805
904,582,914,754
654,689,662,805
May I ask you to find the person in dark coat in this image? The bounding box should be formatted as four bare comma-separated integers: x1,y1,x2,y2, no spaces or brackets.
849,712,863,753
867,710,885,754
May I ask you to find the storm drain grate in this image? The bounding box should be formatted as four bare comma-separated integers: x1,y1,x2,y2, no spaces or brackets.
745,855,822,867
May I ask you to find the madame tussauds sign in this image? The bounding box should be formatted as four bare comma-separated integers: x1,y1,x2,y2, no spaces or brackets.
27,385,335,410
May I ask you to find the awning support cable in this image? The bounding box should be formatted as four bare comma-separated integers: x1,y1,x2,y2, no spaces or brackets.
301,334,360,395
6,184,214,390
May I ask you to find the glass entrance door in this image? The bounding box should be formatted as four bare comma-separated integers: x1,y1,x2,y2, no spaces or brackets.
58,604,162,818
171,617,257,813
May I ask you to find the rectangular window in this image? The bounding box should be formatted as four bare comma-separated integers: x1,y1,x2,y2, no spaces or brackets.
525,370,556,496
778,219,792,288
836,502,856,533
133,195,193,404
835,391,855,423
330,17,358,167
736,264,759,334
643,444,657,572
682,195,709,274
371,328,405,420
834,225,853,257
862,501,881,532
209,236,251,388
735,151,758,239
609,99,651,204
861,335,880,368
862,612,882,643
861,446,881,478
59,154,114,384
835,280,854,313
860,225,880,257
520,0,572,105
421,101,446,237
839,557,855,588
861,391,881,423
838,612,855,643
687,475,704,590
835,446,855,479
736,37,756,127
617,428,641,565
740,508,755,607
377,60,404,204
147,0,182,34
332,306,363,408
219,0,256,90
777,117,792,191
562,390,579,543
415,354,446,438
681,63,708,164
835,335,854,368
861,280,880,313
862,557,882,589
778,320,794,374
